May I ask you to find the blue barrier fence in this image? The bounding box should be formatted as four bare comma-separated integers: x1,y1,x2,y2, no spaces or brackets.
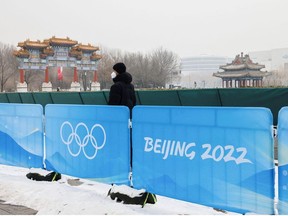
0,103,44,168
0,103,287,214
132,106,275,214
45,104,131,185
277,107,288,215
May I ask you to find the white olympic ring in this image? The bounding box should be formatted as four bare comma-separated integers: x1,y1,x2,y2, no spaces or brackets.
60,121,106,159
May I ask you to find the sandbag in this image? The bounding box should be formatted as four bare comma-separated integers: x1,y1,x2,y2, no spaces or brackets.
26,171,61,182
107,184,157,208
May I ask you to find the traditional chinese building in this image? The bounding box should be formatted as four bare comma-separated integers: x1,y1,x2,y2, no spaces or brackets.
13,36,102,92
213,52,271,88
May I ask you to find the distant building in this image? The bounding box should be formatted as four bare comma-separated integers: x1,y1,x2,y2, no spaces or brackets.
13,36,102,92
249,48,288,72
179,49,288,89
213,52,271,88
180,55,232,88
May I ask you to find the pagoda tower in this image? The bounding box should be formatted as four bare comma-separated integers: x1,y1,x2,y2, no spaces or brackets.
213,52,271,88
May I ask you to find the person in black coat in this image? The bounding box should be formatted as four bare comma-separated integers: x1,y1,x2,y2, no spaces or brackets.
108,62,136,115
109,62,136,169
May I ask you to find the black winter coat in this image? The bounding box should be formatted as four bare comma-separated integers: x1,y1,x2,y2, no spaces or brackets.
108,72,136,111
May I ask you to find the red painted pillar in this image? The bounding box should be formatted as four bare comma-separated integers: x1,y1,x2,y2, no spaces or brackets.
45,67,49,83
19,69,24,83
93,70,98,82
74,67,78,82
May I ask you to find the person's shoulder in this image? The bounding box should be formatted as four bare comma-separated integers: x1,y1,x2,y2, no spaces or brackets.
111,81,125,90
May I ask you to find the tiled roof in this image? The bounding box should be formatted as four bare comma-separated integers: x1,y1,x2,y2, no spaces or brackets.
90,53,102,61
213,70,271,78
13,49,30,58
220,53,265,71
76,44,99,52
18,40,49,49
47,36,78,46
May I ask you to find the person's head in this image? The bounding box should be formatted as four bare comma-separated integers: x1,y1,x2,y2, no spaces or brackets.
113,62,126,74
111,62,126,79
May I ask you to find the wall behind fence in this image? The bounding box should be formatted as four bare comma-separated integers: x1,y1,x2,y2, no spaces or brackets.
132,106,275,214
0,103,44,168
1,88,288,125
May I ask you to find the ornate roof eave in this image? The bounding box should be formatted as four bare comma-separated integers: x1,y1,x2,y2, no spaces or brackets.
220,64,246,70
43,47,54,56
247,64,265,70
220,52,266,71
76,43,99,52
17,42,25,47
90,53,102,61
220,63,265,71
13,49,30,58
213,72,249,78
69,48,82,59
47,36,78,47
213,71,272,78
18,39,49,50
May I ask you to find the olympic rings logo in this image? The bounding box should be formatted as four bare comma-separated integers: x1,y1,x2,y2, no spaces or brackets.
60,121,106,160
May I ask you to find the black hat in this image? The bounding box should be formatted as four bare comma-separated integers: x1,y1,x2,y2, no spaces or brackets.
113,62,126,74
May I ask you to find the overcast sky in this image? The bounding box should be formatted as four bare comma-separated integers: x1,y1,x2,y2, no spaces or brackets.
1,0,288,58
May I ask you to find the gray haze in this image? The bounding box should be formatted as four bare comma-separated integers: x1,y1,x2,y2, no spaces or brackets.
1,0,288,58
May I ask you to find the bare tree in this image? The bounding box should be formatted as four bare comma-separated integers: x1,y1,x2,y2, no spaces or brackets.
0,43,18,92
96,46,180,89
263,68,288,87
149,47,180,88
97,46,118,89
24,70,44,91
126,52,150,88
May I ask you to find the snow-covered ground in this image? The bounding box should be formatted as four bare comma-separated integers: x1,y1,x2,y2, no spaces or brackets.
0,164,241,215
